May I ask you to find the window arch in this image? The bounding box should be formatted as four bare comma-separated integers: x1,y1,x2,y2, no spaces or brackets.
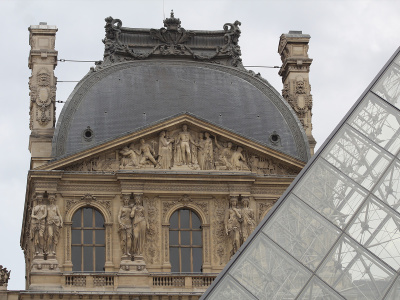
71,207,105,272
169,209,202,272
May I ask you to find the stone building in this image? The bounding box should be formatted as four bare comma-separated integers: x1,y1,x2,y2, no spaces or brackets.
2,13,315,300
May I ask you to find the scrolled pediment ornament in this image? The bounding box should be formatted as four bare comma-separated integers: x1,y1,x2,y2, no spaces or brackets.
99,12,242,68
65,194,112,217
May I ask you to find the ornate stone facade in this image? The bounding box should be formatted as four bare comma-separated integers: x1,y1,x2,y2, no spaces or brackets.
14,16,311,300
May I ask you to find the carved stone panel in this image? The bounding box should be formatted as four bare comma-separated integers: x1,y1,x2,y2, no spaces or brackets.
63,126,298,176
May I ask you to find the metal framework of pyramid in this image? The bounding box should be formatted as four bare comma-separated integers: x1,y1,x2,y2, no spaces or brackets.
201,47,400,300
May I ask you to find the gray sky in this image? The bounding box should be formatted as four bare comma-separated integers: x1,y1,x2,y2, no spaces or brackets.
0,0,399,290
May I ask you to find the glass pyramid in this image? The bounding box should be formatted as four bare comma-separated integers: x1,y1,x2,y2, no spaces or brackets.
201,47,400,300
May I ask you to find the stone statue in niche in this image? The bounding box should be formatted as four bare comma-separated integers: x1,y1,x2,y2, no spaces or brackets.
174,124,199,166
230,146,250,171
118,195,132,256
157,131,174,169
46,194,63,255
119,143,140,169
225,196,242,257
138,138,159,167
240,197,256,243
131,194,149,257
30,193,47,255
214,137,233,170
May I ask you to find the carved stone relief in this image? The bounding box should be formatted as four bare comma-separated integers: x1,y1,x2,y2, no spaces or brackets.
29,68,56,129
258,199,278,221
0,266,11,287
64,126,297,176
212,197,228,265
145,196,160,264
65,194,112,217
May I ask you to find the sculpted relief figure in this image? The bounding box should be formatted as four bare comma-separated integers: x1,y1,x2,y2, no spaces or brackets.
139,139,159,167
131,194,149,256
241,197,256,243
225,196,242,257
175,125,198,166
46,194,63,255
119,143,140,169
231,146,249,171
118,195,132,256
214,137,233,170
157,131,174,169
30,193,47,255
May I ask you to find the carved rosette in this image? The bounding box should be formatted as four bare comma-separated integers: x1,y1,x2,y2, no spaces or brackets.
29,68,56,128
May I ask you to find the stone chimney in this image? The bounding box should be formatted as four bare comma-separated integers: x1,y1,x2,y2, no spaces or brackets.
28,22,58,168
278,31,316,155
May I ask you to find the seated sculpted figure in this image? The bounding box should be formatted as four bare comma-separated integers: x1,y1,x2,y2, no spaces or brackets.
138,139,159,167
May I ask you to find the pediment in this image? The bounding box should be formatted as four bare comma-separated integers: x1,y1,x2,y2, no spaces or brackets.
39,114,305,175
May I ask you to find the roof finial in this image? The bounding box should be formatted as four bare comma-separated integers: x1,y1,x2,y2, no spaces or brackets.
171,9,174,18
163,9,181,31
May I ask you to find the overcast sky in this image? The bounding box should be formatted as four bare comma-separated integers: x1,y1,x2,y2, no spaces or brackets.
0,0,399,290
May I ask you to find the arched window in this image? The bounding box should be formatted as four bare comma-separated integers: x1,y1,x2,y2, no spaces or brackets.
169,209,202,272
71,207,105,272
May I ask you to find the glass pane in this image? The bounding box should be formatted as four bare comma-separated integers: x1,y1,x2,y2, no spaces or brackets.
193,248,202,272
384,276,400,300
180,210,190,228
181,231,190,245
347,196,400,270
181,248,191,272
317,236,395,300
192,211,201,229
169,231,179,245
230,234,311,299
348,92,400,154
71,229,81,244
373,62,400,109
374,159,400,213
170,211,179,229
83,208,93,227
192,231,202,246
72,209,81,228
94,210,104,228
322,125,392,190
207,275,257,300
83,230,93,244
294,158,368,228
71,246,82,272
170,247,179,272
83,246,94,271
263,195,340,271
298,276,344,300
95,246,105,271
95,230,105,245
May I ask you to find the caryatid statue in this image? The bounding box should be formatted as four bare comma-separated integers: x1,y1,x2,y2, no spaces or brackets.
175,125,198,165
118,195,132,256
131,194,149,256
46,194,63,255
30,193,47,255
240,197,256,243
225,196,242,257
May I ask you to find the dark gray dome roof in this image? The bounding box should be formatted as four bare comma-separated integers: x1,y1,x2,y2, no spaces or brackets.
53,60,310,161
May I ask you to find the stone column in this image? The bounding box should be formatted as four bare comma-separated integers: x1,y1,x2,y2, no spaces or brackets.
104,222,114,271
278,31,316,155
28,22,58,168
